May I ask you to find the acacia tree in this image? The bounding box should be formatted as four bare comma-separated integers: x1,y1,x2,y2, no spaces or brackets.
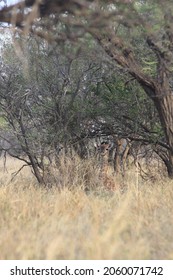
0,35,113,183
0,0,173,177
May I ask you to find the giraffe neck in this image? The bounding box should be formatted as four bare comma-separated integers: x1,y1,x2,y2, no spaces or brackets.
99,155,108,179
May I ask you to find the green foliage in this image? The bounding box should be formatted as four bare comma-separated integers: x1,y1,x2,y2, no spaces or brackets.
0,116,7,128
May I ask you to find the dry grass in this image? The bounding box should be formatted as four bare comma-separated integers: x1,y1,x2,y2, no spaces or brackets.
0,157,173,260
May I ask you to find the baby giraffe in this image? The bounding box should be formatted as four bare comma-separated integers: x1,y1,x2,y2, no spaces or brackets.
96,142,118,191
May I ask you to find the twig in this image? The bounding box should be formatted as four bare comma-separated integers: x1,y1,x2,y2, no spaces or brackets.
10,164,28,182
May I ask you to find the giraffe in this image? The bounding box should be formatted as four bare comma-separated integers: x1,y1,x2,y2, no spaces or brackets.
96,141,118,191
114,138,131,175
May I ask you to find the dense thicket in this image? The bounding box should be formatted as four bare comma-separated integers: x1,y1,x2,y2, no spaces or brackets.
0,0,173,181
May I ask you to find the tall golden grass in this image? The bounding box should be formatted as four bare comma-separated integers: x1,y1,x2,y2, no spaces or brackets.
0,156,173,260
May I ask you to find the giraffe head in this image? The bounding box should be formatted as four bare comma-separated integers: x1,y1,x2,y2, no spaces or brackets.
96,141,112,157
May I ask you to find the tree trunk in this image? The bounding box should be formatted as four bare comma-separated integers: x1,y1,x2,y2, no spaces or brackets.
165,155,173,179
150,88,173,178
154,93,173,151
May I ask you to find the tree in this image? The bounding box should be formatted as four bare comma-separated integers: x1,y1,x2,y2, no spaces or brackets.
0,0,173,177
0,35,114,183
